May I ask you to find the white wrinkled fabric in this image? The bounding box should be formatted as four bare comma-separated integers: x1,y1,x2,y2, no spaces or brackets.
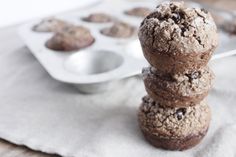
0,27,236,157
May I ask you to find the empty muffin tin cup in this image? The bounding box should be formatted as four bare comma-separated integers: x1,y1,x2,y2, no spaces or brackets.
64,50,124,93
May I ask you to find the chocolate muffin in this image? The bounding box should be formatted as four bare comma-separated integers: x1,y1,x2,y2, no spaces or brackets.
194,0,236,11
142,66,214,107
138,96,211,151
222,18,236,35
101,22,135,38
46,26,95,51
138,2,218,74
125,7,152,17
82,13,113,23
211,13,225,28
32,18,72,33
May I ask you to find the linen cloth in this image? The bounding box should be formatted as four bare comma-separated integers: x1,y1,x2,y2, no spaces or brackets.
0,27,236,157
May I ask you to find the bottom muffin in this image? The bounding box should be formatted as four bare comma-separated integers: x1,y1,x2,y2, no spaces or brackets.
138,96,211,151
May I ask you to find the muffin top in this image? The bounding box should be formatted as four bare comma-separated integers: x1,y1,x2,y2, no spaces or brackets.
138,2,218,55
82,13,113,23
125,7,152,17
138,96,211,139
223,18,236,35
101,22,136,38
46,26,95,51
33,18,72,32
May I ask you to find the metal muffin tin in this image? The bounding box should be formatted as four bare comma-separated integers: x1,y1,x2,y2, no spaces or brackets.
18,0,236,93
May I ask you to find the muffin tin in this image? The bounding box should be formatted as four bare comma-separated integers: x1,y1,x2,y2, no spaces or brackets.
18,0,236,93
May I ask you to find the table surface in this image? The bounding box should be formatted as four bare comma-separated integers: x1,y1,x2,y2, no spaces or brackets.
0,26,58,157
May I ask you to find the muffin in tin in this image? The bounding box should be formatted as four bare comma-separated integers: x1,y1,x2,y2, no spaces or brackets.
210,13,225,29
101,22,136,38
82,13,113,23
125,7,152,17
138,2,218,74
46,26,95,51
138,96,211,151
32,18,73,33
222,18,236,35
142,66,214,107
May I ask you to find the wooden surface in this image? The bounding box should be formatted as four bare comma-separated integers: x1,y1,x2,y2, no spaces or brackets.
0,26,59,157
0,140,59,157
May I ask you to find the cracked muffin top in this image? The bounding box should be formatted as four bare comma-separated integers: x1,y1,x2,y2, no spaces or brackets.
138,96,211,139
101,22,136,38
82,13,113,23
46,26,95,51
125,7,152,17
33,18,72,32
138,1,218,54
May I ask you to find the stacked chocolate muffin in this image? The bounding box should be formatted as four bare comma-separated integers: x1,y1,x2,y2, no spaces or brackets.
137,2,218,150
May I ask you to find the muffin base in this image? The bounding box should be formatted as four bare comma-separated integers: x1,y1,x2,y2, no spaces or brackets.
142,46,214,74
145,86,209,107
141,128,208,151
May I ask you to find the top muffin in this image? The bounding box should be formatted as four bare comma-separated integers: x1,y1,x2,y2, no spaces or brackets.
138,2,218,74
139,2,218,54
